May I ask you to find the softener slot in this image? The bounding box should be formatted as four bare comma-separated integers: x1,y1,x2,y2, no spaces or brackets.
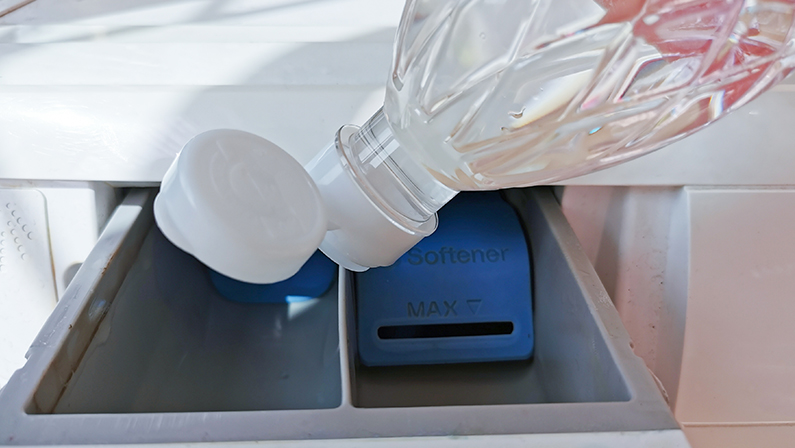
355,191,533,366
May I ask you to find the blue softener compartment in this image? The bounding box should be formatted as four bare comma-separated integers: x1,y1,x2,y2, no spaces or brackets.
355,192,533,366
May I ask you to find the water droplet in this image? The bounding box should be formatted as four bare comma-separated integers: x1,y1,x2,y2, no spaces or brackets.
27,232,33,240
17,245,24,253
643,14,660,25
9,229,15,236
21,225,28,232
6,221,12,227
0,247,4,253
20,253,26,261
0,231,3,237
479,32,486,39
509,108,525,119
0,240,4,247
4,203,10,209
10,210,16,217
13,237,19,244
88,299,108,321
16,217,22,224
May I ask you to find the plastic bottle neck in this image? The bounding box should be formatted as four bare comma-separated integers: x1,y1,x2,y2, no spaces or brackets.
344,108,458,224
304,108,457,270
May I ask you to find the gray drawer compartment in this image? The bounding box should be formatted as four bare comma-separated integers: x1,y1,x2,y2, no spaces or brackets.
0,188,678,445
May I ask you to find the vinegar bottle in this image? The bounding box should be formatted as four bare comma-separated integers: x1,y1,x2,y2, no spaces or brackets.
306,0,795,271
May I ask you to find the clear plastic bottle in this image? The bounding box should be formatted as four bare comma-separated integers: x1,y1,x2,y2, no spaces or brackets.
307,0,795,271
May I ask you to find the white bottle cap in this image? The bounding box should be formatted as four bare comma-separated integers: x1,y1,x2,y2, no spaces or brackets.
154,130,327,284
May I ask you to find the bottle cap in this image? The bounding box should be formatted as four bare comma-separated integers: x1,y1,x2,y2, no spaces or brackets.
155,128,436,281
154,130,327,283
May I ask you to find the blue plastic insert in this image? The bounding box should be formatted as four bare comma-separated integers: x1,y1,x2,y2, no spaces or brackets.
354,191,533,366
210,250,337,303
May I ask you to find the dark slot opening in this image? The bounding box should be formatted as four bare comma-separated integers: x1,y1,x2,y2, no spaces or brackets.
377,321,514,340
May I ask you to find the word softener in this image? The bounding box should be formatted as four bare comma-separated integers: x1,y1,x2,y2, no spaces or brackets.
406,245,511,266
355,192,534,366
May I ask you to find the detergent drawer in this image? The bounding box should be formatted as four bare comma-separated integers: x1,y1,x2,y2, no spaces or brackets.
0,188,685,446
